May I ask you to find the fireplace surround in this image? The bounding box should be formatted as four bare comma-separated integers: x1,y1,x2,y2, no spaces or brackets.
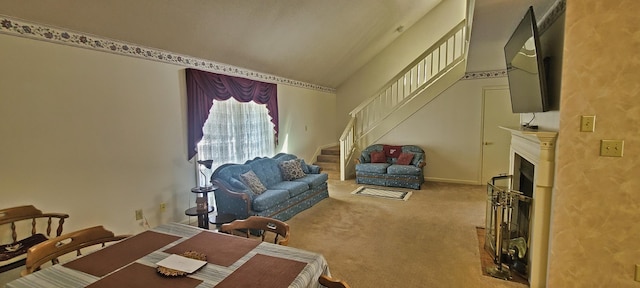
499,126,558,288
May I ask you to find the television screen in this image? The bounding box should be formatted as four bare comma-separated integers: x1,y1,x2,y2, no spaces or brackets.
504,6,548,113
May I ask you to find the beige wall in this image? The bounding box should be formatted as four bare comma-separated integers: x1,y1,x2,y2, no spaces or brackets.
548,1,640,286
0,34,336,238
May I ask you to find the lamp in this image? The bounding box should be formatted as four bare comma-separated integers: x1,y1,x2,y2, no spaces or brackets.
196,160,214,188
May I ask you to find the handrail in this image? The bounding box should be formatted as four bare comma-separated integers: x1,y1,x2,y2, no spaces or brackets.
349,20,467,116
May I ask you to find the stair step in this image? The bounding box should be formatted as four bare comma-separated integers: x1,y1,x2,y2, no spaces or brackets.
314,161,339,171
317,154,339,163
323,170,340,180
321,146,340,156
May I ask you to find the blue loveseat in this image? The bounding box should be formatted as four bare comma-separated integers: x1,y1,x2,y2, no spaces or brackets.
355,144,426,190
211,153,329,221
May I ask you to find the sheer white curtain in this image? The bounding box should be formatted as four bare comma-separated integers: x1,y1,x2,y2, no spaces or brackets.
196,98,275,172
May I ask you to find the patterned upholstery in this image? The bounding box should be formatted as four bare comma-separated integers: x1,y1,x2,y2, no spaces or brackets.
212,153,329,221
355,144,426,190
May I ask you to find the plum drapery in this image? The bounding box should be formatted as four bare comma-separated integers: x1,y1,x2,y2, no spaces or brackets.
186,68,278,160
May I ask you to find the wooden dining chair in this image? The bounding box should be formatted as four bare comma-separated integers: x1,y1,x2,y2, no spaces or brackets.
318,275,351,288
219,216,290,246
21,225,130,276
0,205,69,273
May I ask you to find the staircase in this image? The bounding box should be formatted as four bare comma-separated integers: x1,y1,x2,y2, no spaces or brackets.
338,5,474,180
314,146,340,180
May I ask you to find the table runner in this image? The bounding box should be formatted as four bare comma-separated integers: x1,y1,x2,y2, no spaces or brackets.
85,262,203,288
63,230,181,277
164,231,260,267
215,254,307,288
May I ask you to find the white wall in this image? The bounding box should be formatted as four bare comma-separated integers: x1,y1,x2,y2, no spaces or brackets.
0,33,337,238
377,76,509,184
276,85,336,162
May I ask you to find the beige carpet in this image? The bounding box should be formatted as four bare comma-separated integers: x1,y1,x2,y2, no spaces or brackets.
286,180,528,288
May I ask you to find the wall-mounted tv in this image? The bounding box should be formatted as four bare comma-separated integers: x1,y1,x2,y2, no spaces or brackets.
504,6,549,114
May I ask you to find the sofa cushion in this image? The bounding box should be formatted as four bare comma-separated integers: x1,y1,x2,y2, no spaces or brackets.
240,170,267,195
252,189,290,212
356,163,391,174
387,164,423,176
292,173,329,188
396,153,414,165
383,145,403,158
279,159,306,180
270,181,309,197
370,151,387,163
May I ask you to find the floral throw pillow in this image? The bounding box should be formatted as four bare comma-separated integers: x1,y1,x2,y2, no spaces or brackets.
279,159,306,181
240,170,267,195
396,152,414,165
370,151,387,163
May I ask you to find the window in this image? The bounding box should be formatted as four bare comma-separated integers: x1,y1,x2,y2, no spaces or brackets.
196,98,275,171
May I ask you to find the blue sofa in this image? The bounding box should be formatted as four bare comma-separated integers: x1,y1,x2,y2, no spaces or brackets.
211,153,329,221
355,144,426,190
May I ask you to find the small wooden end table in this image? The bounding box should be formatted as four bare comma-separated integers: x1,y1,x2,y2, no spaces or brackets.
185,186,217,229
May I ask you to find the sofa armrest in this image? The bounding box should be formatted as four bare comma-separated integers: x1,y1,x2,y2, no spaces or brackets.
307,164,322,174
212,179,254,219
417,161,426,168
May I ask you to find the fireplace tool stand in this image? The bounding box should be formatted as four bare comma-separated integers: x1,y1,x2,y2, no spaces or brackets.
486,175,531,281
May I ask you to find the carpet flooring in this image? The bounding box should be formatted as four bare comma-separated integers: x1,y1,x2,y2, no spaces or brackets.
286,180,529,288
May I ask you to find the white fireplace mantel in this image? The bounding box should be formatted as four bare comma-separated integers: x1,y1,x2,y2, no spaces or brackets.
500,126,558,288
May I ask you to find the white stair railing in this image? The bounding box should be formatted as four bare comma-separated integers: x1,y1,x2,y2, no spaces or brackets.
339,20,470,180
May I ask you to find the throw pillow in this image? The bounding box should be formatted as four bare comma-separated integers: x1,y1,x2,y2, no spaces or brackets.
370,151,387,163
383,145,403,158
240,170,267,195
396,152,414,165
279,159,306,181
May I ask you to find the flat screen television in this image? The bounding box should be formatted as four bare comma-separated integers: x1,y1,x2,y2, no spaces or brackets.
504,6,549,114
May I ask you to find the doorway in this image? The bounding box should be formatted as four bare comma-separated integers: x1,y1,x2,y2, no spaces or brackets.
481,86,520,184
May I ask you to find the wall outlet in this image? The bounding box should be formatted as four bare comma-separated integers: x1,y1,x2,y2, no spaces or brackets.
160,203,166,213
600,139,624,157
135,209,143,220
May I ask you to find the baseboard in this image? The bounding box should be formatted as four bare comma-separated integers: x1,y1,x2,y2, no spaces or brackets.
425,177,483,186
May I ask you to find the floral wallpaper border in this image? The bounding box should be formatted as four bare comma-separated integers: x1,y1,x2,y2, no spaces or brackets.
461,0,565,81
462,70,508,80
0,15,336,93
1,0,564,93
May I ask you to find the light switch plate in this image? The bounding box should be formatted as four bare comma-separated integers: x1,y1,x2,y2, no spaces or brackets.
580,115,595,132
635,264,640,282
600,140,624,157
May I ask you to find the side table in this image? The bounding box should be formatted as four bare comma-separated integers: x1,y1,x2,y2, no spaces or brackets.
185,186,216,229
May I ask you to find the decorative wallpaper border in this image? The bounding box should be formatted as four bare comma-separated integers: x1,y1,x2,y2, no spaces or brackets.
0,15,336,94
538,0,566,34
462,70,507,80
463,0,565,80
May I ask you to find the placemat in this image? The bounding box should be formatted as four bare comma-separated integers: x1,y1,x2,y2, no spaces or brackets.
64,230,181,277
215,254,307,288
164,231,260,267
85,263,202,288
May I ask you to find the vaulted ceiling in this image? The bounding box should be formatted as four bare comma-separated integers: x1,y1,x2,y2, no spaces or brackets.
0,0,557,89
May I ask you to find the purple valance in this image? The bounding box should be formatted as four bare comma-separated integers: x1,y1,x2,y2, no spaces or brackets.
186,68,278,160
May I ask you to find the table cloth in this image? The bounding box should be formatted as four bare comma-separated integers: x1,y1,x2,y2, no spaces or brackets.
6,223,329,288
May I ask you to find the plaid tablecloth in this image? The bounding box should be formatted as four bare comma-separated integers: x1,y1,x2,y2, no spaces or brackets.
7,223,329,288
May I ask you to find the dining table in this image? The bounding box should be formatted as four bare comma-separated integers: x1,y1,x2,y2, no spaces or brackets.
6,222,330,288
